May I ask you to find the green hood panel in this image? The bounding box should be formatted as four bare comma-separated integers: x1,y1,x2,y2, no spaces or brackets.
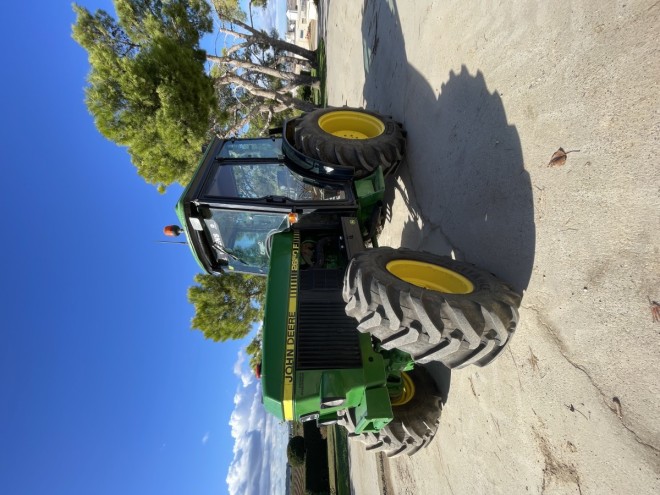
261,231,298,420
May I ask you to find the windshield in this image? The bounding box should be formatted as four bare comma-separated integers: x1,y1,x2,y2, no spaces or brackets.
203,162,346,201
217,138,282,159
201,209,289,274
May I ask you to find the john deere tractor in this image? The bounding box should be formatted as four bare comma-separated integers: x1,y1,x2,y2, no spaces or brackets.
167,107,521,457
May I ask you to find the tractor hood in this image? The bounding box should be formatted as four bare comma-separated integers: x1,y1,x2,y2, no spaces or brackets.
261,231,298,421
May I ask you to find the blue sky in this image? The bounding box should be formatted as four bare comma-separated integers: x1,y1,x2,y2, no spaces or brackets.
0,1,287,494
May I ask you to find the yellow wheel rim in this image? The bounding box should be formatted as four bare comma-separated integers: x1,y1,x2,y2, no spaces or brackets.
318,111,385,139
390,372,416,407
386,260,474,294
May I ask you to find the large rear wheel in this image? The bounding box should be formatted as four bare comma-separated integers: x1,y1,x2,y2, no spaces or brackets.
339,366,442,457
343,247,521,368
294,107,406,178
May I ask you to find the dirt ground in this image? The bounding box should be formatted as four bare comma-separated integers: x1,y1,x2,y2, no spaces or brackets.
318,0,660,494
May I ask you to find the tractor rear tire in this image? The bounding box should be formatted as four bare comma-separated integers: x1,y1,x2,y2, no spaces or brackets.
339,366,442,458
294,107,405,178
343,247,521,368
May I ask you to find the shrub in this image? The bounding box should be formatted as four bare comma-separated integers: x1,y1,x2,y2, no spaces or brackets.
287,436,306,467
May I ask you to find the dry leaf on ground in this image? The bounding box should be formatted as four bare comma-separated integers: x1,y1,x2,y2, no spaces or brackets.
649,298,660,322
548,147,580,167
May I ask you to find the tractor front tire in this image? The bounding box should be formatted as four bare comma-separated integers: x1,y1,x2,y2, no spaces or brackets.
340,366,442,458
343,247,521,368
294,107,405,178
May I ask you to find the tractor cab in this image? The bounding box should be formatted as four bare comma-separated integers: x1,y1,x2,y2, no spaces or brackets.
173,136,362,275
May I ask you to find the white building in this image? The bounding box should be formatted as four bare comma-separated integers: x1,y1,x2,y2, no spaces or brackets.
285,0,318,51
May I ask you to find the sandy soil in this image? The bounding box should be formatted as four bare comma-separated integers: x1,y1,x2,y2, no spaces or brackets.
318,0,660,493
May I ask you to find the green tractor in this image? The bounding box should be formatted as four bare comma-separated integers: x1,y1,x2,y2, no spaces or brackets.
167,107,521,457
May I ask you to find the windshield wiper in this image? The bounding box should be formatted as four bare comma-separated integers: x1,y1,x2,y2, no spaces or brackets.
213,242,248,265
265,195,287,203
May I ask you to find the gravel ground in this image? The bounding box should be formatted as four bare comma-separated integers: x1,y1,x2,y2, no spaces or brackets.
322,1,660,494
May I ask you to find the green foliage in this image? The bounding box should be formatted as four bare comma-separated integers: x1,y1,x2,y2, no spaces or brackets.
327,425,350,495
312,39,327,107
287,436,306,467
72,0,216,188
245,332,262,369
296,85,313,104
212,0,246,22
214,0,267,18
243,106,297,138
303,422,330,493
187,273,266,341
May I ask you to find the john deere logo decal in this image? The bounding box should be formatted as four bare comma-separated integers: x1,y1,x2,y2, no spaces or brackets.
282,230,300,420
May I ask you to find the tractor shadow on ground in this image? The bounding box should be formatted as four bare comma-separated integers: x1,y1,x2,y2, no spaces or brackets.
423,361,452,406
361,0,535,295
360,0,535,403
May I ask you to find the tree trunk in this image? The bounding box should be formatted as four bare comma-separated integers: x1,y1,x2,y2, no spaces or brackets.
218,101,289,138
282,80,320,95
207,55,318,85
218,20,317,64
218,73,317,112
278,55,313,71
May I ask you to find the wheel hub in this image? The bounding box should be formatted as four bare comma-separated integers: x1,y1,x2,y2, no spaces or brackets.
386,260,474,294
318,111,385,140
390,371,416,407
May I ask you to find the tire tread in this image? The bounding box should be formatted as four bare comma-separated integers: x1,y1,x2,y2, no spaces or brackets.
343,247,521,368
338,367,442,458
293,107,406,177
